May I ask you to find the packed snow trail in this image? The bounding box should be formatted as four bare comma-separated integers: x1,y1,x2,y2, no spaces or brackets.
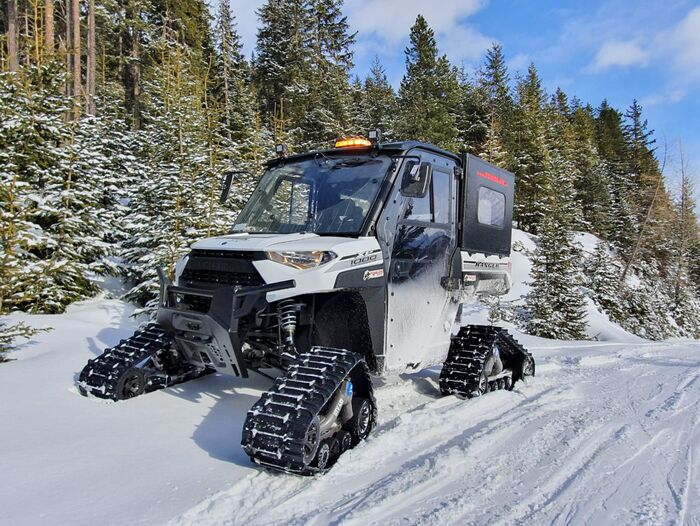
173,340,700,526
2,298,700,525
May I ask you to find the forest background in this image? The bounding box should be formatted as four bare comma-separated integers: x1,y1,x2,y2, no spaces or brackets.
1,0,699,353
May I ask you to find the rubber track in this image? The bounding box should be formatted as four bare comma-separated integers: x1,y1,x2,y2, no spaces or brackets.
439,325,532,397
78,323,204,400
241,347,374,475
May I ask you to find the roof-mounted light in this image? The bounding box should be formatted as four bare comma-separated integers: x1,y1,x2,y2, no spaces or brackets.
367,129,382,144
275,144,288,158
335,137,373,149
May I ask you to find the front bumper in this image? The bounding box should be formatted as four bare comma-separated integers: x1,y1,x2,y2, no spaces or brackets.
155,269,295,378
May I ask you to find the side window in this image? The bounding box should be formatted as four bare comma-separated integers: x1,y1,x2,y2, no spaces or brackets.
405,195,432,221
432,170,450,224
477,187,505,228
402,162,452,224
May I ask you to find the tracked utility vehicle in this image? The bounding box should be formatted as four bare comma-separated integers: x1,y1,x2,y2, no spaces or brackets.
79,133,535,474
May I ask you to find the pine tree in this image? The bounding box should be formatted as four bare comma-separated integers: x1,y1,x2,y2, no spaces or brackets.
622,262,674,340
667,158,700,336
121,30,231,310
0,66,112,313
291,0,356,150
510,64,549,232
214,0,268,178
477,44,513,167
596,101,637,254
571,104,613,237
479,43,512,125
585,241,626,322
526,210,589,340
396,15,461,149
456,67,488,154
624,99,656,189
254,0,311,136
352,56,397,140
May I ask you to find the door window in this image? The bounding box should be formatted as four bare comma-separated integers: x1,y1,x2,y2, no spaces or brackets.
432,170,451,224
402,164,452,225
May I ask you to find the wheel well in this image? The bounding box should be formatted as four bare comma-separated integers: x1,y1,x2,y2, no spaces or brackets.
305,291,378,373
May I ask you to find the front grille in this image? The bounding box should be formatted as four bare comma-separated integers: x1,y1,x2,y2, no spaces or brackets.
180,268,264,287
180,249,265,289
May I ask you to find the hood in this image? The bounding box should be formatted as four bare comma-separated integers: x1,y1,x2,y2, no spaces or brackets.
190,232,375,256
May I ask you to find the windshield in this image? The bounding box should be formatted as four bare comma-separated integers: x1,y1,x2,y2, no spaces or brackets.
232,155,392,235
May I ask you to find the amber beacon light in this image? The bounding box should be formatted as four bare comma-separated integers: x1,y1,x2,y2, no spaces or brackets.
334,137,373,148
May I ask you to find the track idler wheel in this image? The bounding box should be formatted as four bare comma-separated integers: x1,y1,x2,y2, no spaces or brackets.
345,396,374,445
521,355,535,379
302,417,321,467
115,368,146,400
337,430,352,454
314,439,333,470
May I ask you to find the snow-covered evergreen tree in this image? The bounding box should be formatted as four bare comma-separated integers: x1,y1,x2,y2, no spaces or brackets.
526,214,588,339
621,262,673,340
120,32,232,310
510,64,550,232
396,15,461,149
351,57,397,140
585,241,626,322
0,67,116,313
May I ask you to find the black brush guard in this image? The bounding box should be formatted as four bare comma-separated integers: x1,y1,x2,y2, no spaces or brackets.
155,269,295,378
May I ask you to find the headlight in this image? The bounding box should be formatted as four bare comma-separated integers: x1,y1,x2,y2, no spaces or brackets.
267,250,337,270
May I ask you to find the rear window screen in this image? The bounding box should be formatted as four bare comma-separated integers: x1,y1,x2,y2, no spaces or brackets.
478,187,505,228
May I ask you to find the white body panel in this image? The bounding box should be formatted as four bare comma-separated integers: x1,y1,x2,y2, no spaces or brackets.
461,251,512,295
180,233,384,303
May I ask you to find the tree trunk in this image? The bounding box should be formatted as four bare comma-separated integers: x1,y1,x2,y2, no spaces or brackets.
72,0,81,119
45,0,55,56
129,4,141,130
65,0,72,96
86,0,95,114
7,0,18,72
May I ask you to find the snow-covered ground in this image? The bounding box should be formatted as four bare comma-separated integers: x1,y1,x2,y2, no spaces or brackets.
2,297,699,526
1,229,699,525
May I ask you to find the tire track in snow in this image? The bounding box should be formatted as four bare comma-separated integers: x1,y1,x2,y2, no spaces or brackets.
171,342,700,526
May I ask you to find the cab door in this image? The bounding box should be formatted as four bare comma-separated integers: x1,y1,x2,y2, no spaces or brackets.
382,150,460,370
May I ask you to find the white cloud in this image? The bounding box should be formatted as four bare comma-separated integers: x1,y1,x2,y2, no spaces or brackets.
507,52,531,73
662,6,700,79
345,0,486,42
344,0,492,65
642,88,686,107
589,39,649,71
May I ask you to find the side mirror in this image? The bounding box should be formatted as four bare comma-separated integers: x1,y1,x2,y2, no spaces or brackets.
401,162,432,198
219,171,250,204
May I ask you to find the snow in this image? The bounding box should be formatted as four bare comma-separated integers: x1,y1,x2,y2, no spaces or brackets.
1,235,699,525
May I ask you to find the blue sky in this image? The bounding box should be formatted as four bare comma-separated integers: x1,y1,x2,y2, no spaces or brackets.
225,0,700,187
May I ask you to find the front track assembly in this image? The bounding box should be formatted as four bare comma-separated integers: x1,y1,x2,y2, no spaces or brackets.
439,325,534,398
78,323,210,400
241,347,376,475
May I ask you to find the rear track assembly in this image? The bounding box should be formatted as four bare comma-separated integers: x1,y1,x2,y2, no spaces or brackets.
439,325,534,398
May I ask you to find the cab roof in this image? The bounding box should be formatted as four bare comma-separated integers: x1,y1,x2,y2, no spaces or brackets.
267,140,463,167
